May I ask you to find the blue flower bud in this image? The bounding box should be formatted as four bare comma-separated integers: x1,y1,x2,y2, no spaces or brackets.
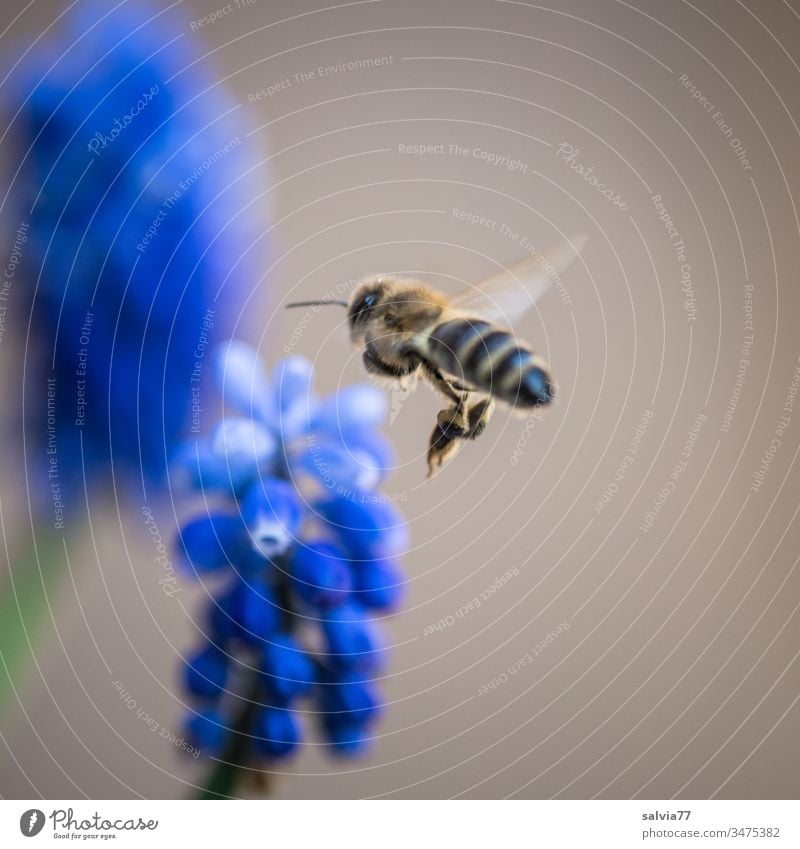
210,578,281,645
175,514,251,576
185,708,227,757
241,478,303,558
290,541,352,608
170,443,234,494
294,432,393,493
317,497,409,561
213,340,273,421
253,708,301,759
273,357,313,440
210,419,277,487
311,384,387,433
323,719,374,756
261,634,316,702
238,578,282,643
185,645,229,700
352,557,406,610
340,431,395,476
319,669,383,725
321,604,388,672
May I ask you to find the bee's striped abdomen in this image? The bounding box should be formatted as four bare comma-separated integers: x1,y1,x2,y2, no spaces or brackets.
428,318,554,408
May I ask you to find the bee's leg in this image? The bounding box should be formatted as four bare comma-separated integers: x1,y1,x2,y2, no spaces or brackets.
463,398,495,440
420,362,476,476
421,362,465,401
449,378,473,393
427,398,494,476
435,404,468,435
427,420,463,477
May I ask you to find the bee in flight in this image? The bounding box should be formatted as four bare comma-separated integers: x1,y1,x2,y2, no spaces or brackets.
287,235,587,477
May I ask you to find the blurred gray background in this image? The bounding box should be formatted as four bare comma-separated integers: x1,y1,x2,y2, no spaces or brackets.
1,0,799,799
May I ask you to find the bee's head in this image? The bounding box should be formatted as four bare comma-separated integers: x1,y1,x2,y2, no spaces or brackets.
347,278,391,341
284,277,396,343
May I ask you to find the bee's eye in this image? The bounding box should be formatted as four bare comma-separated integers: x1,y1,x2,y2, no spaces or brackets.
350,292,379,324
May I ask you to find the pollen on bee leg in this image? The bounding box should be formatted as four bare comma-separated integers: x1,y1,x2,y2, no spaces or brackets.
427,418,463,477
465,398,495,439
435,405,468,438
427,445,457,478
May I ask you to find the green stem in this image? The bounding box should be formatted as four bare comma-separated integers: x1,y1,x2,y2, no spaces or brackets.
0,529,66,717
197,671,273,800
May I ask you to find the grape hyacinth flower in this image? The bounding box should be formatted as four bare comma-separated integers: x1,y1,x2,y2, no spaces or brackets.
176,342,407,792
7,1,264,493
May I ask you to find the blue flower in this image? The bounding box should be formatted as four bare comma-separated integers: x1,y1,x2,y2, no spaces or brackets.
210,577,282,646
319,669,383,726
177,343,406,771
322,719,374,756
317,497,410,562
241,479,303,559
176,514,253,576
321,603,390,673
261,634,316,703
352,557,406,611
185,646,229,701
185,708,227,757
290,541,353,609
7,1,264,492
253,708,302,759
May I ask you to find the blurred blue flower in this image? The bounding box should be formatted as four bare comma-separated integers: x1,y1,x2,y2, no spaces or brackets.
253,708,302,759
321,603,389,673
178,343,407,770
261,634,315,703
7,1,263,493
186,708,226,758
185,645,229,701
290,541,353,609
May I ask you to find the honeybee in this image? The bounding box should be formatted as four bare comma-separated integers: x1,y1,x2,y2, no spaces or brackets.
287,235,587,477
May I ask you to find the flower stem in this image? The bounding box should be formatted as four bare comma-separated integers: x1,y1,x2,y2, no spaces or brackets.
0,529,66,717
197,562,294,799
197,673,265,799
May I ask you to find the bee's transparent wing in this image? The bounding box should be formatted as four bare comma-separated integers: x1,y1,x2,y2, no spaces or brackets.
450,235,587,326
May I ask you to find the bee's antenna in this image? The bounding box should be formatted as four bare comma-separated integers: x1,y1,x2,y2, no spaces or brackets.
285,299,349,309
